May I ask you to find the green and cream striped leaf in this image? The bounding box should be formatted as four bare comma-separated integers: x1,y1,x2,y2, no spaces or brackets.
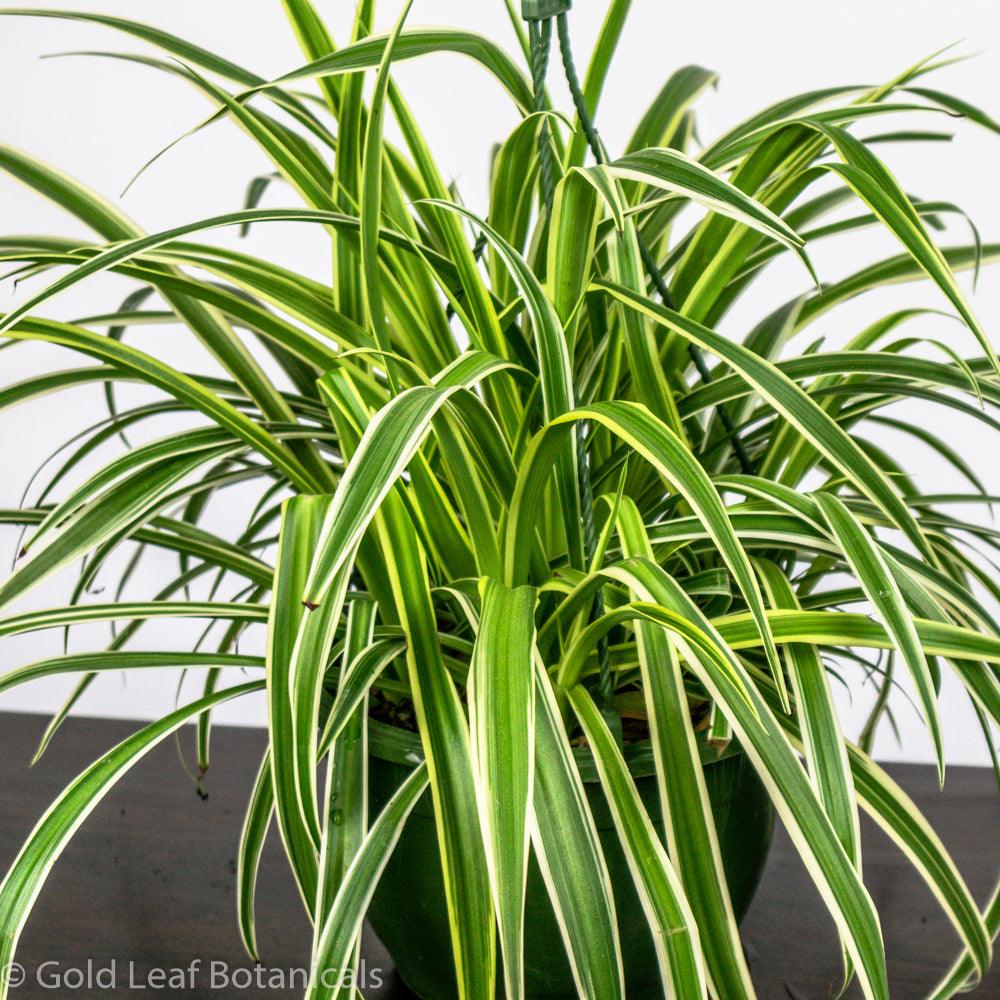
307,763,429,1000
504,400,785,703
612,497,756,1000
237,751,274,962
0,681,264,1000
567,684,708,1000
313,596,374,972
573,570,892,1000
814,490,945,779
596,281,934,563
530,660,625,1000
468,579,537,1000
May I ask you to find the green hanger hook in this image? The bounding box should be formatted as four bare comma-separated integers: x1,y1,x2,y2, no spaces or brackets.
521,1,572,20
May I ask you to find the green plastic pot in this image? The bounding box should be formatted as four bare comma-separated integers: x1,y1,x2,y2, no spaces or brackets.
366,719,774,1000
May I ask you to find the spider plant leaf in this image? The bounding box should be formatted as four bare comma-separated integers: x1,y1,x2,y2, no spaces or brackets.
307,762,429,1000
714,609,1000,666
906,85,1000,135
0,447,235,611
0,600,267,638
267,28,534,114
505,400,786,707
1,10,998,996
24,427,237,552
613,498,756,999
607,221,687,438
531,660,625,1000
318,361,496,999
0,680,265,1000
0,205,456,349
587,576,891,1000
0,9,263,86
492,112,562,302
0,506,274,587
0,146,328,483
376,495,496,1000
925,880,1000,999
268,495,339,909
627,66,719,154
814,490,945,782
682,350,1000,423
596,282,935,564
360,0,414,386
468,579,536,1000
812,124,998,374
849,750,992,979
302,357,515,610
238,172,282,236
567,684,708,999
178,64,335,212
755,557,861,989
756,669,993,985
603,147,811,272
280,0,342,114
0,142,138,240
755,559,862,861
314,597,375,969
5,317,320,492
318,638,407,757
421,201,586,570
0,651,263,696
237,750,274,962
798,243,1000,330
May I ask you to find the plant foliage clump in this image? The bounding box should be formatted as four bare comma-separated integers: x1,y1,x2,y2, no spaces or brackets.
0,4,998,999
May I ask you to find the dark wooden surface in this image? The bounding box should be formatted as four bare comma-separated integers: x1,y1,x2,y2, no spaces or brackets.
0,711,996,999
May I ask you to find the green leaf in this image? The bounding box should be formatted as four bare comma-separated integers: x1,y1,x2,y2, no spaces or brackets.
422,202,585,571
313,596,375,974
612,498,756,999
318,638,407,757
267,495,341,909
813,123,998,375
603,147,812,273
5,317,319,493
814,490,944,782
588,574,891,1000
755,560,861,867
0,651,263,697
468,579,537,1000
359,0,414,391
504,400,785,705
568,683,708,999
530,660,624,1000
595,281,935,564
266,28,534,113
375,495,496,1000
307,762,429,1000
627,66,718,154
302,361,515,609
755,556,861,988
926,880,999,999
0,600,266,638
0,681,264,1000
237,751,273,962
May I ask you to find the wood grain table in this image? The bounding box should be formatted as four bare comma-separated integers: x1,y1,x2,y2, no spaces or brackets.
0,711,996,999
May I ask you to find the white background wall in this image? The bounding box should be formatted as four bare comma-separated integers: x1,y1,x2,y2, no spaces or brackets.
1,1,998,765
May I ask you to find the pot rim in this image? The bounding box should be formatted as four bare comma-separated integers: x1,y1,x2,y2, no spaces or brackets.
367,717,740,781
